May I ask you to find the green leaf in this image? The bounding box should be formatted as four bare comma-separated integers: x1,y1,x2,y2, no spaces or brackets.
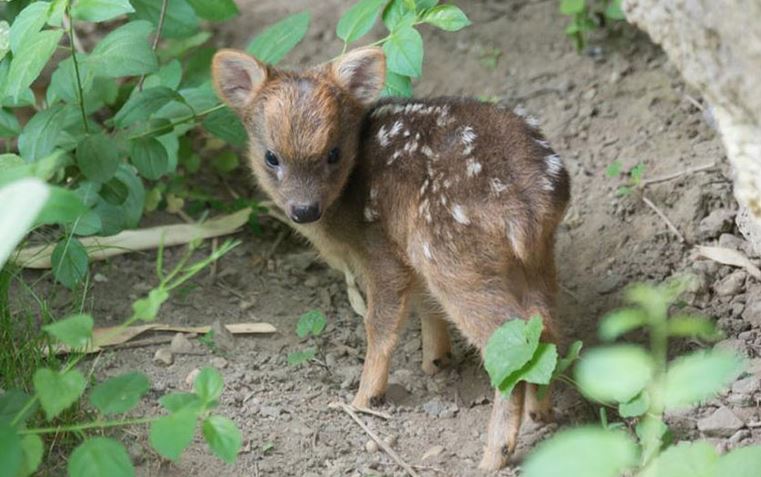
89,372,150,415
619,390,649,418
71,210,103,236
636,415,669,466
75,181,101,207
0,108,20,137
112,164,145,228
18,434,44,477
130,0,199,39
421,5,470,31
6,29,63,103
130,137,169,180
484,316,543,389
115,86,184,128
606,160,622,178
381,70,413,97
39,187,90,229
247,12,310,65
159,392,202,413
415,0,438,9
72,0,136,22
625,283,669,323
382,0,416,32
605,1,626,21
9,1,50,54
667,314,720,340
499,343,558,395
87,20,158,78
336,0,386,44
640,441,718,477
384,26,424,77
663,350,744,409
629,163,646,185
76,133,121,183
43,313,93,348
33,368,87,420
131,288,169,321
68,437,135,477
287,348,317,366
555,340,583,378
51,237,89,288
599,308,647,341
296,310,327,338
18,105,78,162
48,0,68,27
0,423,22,477
202,415,241,464
47,55,92,106
0,22,9,64
0,390,37,426
143,59,183,90
194,367,223,405
575,345,654,403
716,445,761,477
560,0,586,15
212,151,239,174
149,409,197,461
522,427,638,477
203,107,247,147
187,0,238,21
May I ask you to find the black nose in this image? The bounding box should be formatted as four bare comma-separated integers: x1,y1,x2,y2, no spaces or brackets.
290,203,321,223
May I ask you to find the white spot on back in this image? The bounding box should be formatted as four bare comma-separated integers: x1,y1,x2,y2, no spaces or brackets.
377,125,389,147
535,138,551,149
389,120,404,138
545,153,564,176
452,204,470,225
542,177,555,191
490,178,508,194
421,145,435,158
466,158,482,177
422,242,432,260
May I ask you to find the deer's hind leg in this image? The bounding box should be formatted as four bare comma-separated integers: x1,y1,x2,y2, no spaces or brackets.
412,291,452,375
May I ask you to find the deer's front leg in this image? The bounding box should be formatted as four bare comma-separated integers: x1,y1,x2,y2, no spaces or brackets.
352,272,412,408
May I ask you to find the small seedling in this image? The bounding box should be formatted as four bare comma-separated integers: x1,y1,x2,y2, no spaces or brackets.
607,160,646,196
287,310,327,366
560,0,626,51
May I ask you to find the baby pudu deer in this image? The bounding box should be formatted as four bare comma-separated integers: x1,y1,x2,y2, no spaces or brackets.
212,47,570,471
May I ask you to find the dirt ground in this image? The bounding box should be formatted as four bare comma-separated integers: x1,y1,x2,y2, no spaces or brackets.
33,0,761,475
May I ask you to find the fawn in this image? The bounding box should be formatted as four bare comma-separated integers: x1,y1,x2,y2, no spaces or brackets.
212,47,570,471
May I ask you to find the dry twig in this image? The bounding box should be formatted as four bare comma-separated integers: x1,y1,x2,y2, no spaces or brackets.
642,196,686,243
641,162,716,187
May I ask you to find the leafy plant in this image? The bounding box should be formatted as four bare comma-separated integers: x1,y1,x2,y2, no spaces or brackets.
560,0,626,50
288,310,327,366
607,160,646,196
515,279,760,477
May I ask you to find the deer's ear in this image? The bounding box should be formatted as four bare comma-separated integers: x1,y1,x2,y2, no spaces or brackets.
331,47,386,105
212,49,267,110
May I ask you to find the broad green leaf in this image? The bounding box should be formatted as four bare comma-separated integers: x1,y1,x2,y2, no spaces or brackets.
43,313,93,348
202,415,242,464
113,164,145,228
336,0,386,44
247,12,310,65
599,308,647,341
575,345,654,403
381,70,413,97
640,441,718,477
71,210,102,236
157,133,179,174
0,22,8,63
0,179,49,267
287,348,317,366
46,55,94,106
159,392,202,413
68,437,135,477
18,105,79,162
415,0,437,9
663,350,744,409
33,368,87,420
212,151,239,174
421,5,470,31
619,390,649,418
194,367,223,405
6,29,63,102
0,390,37,426
76,133,121,183
89,372,150,415
75,181,101,207
383,0,416,32
51,237,89,288
143,59,183,89
47,0,68,27
115,86,184,127
149,409,196,461
0,423,22,477
296,310,327,338
9,1,50,54
130,0,199,39
625,283,669,321
72,0,136,22
636,415,669,466
384,26,424,77
18,434,44,477
0,150,70,188
155,82,217,123
560,0,586,15
160,31,211,64
0,108,19,137
187,0,238,21
498,343,558,395
130,137,169,180
484,316,543,389
202,107,247,147
523,427,638,477
667,314,720,340
716,445,761,477
131,288,169,321
605,0,626,21
99,176,129,206
538,340,583,399
606,160,622,177
87,21,158,78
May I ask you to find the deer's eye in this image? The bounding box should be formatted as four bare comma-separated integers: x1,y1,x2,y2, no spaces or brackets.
265,150,279,167
327,147,340,165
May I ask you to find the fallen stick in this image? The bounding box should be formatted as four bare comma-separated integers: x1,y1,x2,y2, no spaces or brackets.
641,162,716,187
332,402,420,477
329,401,391,420
15,208,252,269
642,196,686,243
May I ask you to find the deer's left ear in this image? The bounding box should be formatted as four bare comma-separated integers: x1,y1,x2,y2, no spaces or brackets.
330,47,386,105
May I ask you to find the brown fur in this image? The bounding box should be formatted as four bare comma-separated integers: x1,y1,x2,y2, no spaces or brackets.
212,47,570,471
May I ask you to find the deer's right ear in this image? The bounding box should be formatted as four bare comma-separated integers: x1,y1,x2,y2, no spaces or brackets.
212,50,267,110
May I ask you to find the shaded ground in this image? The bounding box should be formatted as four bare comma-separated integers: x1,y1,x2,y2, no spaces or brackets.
25,0,761,475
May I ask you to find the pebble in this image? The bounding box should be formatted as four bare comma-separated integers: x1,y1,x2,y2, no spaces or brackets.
732,377,760,395
698,209,736,240
697,406,744,437
170,333,195,354
422,398,458,418
185,368,201,387
153,348,173,366
714,271,746,296
422,445,445,461
365,439,379,453
211,356,229,369
742,291,761,327
384,435,398,447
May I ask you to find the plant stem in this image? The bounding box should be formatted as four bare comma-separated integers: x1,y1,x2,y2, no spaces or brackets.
128,104,226,140
137,0,169,90
21,416,156,435
65,8,89,133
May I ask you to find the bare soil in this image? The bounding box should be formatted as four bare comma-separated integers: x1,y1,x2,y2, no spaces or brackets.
31,0,761,475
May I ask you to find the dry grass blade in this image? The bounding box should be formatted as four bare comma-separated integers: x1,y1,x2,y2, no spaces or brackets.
695,245,761,280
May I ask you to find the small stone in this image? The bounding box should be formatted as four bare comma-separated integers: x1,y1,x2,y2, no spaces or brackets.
732,377,760,395
729,429,751,447
170,333,194,354
211,356,229,369
93,273,108,283
211,320,235,353
422,398,446,417
185,368,200,387
153,348,173,366
365,439,379,453
422,445,445,461
714,271,746,296
698,209,736,240
742,291,761,327
384,435,398,447
697,407,744,437
719,234,746,250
